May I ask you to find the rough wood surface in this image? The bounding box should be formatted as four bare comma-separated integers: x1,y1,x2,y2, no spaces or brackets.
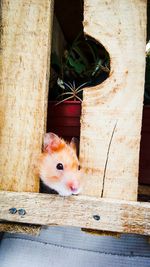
81,228,120,238
80,0,147,199
0,0,53,192
0,222,41,235
0,191,150,236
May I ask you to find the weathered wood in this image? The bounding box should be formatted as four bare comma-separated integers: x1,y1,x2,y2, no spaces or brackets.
80,0,147,199
81,228,120,238
0,0,53,191
0,222,41,235
0,191,150,236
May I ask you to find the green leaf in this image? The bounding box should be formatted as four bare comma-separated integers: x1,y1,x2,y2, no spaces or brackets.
71,46,89,67
67,56,86,74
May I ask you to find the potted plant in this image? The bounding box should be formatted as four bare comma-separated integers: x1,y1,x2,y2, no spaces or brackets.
47,81,86,142
47,34,110,141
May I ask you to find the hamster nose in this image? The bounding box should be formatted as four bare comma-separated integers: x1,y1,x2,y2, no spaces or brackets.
67,181,79,192
70,185,78,192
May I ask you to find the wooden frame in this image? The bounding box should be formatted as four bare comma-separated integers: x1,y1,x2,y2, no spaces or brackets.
0,191,150,236
0,0,149,236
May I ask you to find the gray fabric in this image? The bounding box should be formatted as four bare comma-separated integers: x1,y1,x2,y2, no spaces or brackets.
0,226,150,267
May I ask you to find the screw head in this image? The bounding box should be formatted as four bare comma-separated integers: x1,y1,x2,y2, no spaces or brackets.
18,209,26,216
9,208,17,214
93,215,100,221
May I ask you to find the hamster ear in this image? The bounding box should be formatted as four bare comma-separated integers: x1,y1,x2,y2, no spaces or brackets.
43,132,63,153
70,137,79,155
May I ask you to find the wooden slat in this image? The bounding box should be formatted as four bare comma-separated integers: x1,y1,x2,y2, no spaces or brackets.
80,0,147,199
0,191,150,236
0,222,41,235
0,0,53,192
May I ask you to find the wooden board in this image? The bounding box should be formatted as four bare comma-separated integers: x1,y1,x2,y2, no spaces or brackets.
0,191,150,236
0,222,41,235
80,0,147,199
0,0,53,192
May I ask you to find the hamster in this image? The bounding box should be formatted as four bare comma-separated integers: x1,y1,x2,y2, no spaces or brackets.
39,132,81,196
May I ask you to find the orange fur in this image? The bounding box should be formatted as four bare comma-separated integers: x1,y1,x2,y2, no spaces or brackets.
39,133,82,196
46,140,65,153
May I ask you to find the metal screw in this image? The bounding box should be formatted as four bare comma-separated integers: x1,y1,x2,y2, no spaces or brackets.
9,208,17,214
18,209,26,216
93,215,100,221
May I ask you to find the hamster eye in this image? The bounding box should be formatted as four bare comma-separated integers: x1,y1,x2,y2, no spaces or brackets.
78,165,80,170
56,163,64,170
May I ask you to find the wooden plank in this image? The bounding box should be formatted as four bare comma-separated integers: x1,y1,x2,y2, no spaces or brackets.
0,0,53,192
0,222,41,235
0,191,150,236
80,0,147,199
81,228,120,238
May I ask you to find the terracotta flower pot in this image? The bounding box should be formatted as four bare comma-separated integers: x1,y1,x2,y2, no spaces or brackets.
47,100,81,142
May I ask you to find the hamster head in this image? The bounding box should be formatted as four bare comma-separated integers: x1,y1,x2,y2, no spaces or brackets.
39,133,81,196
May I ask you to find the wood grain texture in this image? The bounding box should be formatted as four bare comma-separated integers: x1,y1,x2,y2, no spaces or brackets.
0,0,53,192
80,0,147,199
0,222,41,235
0,191,150,236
